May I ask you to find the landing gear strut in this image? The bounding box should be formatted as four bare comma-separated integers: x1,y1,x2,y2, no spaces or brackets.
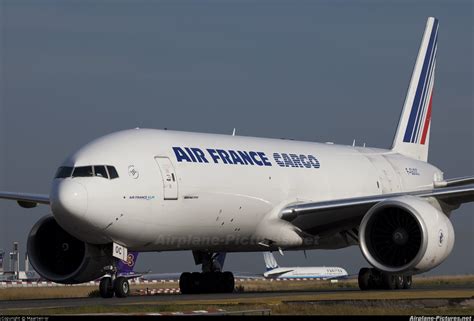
99,266,131,298
179,251,235,294
358,268,412,290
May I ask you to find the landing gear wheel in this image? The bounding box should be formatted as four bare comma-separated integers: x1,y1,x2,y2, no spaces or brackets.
201,272,215,293
222,271,235,293
179,271,235,294
190,272,202,294
99,277,114,298
382,273,397,290
114,277,130,298
395,275,404,289
179,272,192,294
358,268,371,290
403,275,412,289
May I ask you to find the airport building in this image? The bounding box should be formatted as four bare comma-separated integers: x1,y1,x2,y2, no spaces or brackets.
0,242,39,281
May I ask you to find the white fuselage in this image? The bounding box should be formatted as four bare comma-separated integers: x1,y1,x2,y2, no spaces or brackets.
263,266,348,280
49,129,442,252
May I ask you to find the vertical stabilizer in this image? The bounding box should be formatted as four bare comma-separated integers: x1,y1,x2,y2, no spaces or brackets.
117,251,139,275
392,17,438,161
263,252,279,271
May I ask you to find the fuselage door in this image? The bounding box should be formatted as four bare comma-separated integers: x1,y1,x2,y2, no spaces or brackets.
154,156,178,200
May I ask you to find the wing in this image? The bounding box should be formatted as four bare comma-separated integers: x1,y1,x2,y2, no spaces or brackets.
280,180,474,236
0,191,50,208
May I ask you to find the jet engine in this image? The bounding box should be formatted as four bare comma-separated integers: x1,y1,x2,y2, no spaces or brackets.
359,196,454,274
27,215,112,284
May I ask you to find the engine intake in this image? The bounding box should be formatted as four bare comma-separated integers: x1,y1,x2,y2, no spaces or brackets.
27,215,112,284
360,196,454,274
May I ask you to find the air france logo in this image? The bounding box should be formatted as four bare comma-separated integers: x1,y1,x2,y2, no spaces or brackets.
172,147,320,169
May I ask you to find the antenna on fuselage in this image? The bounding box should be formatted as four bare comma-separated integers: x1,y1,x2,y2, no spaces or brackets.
232,128,236,136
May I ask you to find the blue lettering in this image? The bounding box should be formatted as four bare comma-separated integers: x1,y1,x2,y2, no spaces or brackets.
273,153,285,167
174,146,318,169
308,155,320,168
238,151,254,165
207,149,220,163
191,148,209,163
184,147,197,162
258,152,272,166
229,150,244,165
173,147,192,162
300,155,311,168
216,149,232,164
290,154,303,168
282,153,295,167
249,151,263,166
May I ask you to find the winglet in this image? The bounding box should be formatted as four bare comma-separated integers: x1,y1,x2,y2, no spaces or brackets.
392,17,439,161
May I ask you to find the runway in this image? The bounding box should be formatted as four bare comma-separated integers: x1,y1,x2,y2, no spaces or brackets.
1,285,473,312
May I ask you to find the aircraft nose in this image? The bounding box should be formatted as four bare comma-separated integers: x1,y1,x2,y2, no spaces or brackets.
51,180,88,219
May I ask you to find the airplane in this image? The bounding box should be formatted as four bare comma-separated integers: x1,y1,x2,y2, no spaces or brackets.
0,17,473,298
262,252,348,280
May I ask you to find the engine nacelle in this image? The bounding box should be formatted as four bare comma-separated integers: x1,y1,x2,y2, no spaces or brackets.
27,215,113,284
359,196,454,274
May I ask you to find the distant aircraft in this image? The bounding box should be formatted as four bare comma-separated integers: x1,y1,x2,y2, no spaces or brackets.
262,252,348,280
0,17,473,298
115,251,142,279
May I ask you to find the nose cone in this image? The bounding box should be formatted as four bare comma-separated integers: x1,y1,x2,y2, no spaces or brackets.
51,180,88,220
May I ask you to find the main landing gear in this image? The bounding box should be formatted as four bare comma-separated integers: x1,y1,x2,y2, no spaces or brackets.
179,271,235,294
99,266,130,298
179,251,235,294
358,268,412,290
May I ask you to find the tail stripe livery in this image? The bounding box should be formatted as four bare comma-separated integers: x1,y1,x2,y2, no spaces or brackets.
420,89,434,145
392,17,438,161
403,18,438,144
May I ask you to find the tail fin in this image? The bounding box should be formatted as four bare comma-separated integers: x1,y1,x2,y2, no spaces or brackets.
392,17,438,161
117,251,139,275
263,252,279,271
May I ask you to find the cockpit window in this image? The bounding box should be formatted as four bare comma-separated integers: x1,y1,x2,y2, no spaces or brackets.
55,166,73,179
107,166,119,179
94,166,108,179
55,165,118,180
72,166,93,177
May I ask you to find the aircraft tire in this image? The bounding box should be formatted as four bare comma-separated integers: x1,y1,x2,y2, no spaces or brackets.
403,275,412,289
114,277,130,298
190,272,202,294
222,271,235,293
179,272,192,294
201,272,215,293
99,277,114,298
395,275,404,289
382,273,397,290
358,268,371,290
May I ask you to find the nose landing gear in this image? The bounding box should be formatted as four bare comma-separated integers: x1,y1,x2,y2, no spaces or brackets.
99,267,131,298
